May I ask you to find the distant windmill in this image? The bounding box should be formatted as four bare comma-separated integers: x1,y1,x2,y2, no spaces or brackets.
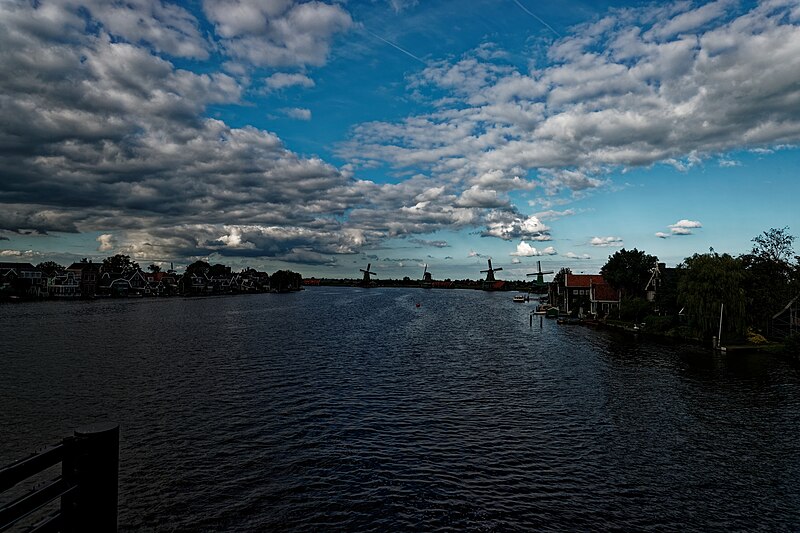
421,264,433,288
481,259,503,282
422,264,432,283
527,260,554,284
527,261,553,294
359,263,376,287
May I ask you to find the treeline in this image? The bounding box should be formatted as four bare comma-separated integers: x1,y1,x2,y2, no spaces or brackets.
593,227,799,346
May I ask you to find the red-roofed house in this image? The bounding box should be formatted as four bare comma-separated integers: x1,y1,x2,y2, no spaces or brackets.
590,281,621,317
557,273,604,316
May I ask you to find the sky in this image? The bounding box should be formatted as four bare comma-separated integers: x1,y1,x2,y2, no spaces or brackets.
1,0,799,281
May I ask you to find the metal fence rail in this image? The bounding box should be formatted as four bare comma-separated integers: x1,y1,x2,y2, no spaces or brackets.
0,423,118,533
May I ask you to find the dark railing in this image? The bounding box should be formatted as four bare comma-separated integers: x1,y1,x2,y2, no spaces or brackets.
0,423,118,532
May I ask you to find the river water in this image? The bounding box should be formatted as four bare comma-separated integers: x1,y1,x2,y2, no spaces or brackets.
2,287,800,531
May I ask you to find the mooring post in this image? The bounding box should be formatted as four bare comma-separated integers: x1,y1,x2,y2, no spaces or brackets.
530,313,532,327
62,422,119,533
540,316,543,328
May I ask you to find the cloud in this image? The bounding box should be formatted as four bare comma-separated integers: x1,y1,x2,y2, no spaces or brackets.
482,213,550,241
0,249,43,260
79,0,211,59
203,0,354,68
455,186,507,208
97,234,115,252
409,238,450,248
655,232,671,239
590,236,624,247
668,219,702,235
263,72,315,91
510,241,557,257
564,252,591,260
1,0,797,269
281,107,312,120
534,208,576,221
388,0,419,13
340,1,800,197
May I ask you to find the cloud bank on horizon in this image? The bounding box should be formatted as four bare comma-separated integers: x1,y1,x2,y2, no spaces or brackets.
1,0,799,274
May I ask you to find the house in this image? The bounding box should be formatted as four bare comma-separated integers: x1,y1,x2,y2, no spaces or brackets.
67,262,101,298
590,281,621,317
127,270,149,296
0,262,46,297
558,274,606,316
49,271,81,298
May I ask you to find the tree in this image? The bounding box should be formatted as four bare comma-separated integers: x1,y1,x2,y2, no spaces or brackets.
270,270,302,292
36,261,65,276
751,227,794,264
102,254,139,274
742,227,796,333
148,263,161,273
185,260,211,276
678,252,747,342
600,248,658,299
553,267,572,287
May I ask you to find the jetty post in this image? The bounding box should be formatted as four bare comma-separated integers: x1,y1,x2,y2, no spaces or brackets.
0,422,119,533
62,423,120,532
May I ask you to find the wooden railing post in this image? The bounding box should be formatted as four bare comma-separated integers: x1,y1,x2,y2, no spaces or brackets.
62,423,119,532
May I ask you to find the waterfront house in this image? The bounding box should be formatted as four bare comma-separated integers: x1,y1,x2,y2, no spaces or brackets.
0,262,46,297
67,262,101,298
49,271,81,298
558,274,606,316
589,281,621,317
127,269,149,296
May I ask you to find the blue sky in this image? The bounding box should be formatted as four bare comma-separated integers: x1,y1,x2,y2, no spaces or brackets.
1,0,799,280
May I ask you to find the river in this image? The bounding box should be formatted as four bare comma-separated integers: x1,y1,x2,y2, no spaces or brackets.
2,287,800,531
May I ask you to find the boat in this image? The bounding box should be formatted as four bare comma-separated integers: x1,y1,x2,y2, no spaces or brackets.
557,317,582,325
533,303,552,315
513,295,527,303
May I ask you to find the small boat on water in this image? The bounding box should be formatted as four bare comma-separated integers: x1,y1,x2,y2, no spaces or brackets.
513,295,527,303
533,303,552,315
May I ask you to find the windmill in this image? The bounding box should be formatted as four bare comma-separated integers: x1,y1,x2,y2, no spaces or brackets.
421,264,433,288
526,260,554,291
359,263,376,287
481,259,503,282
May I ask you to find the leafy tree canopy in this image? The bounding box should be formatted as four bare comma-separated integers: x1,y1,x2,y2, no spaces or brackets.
553,267,572,286
102,254,139,274
271,270,302,292
185,260,211,276
148,263,161,273
600,248,658,298
36,261,65,276
678,252,746,341
750,226,794,264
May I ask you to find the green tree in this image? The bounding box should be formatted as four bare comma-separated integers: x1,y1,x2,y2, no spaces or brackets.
185,260,211,276
102,254,139,274
553,267,572,287
271,270,302,292
148,263,161,273
678,252,747,342
36,261,65,276
741,227,796,334
600,248,658,299
751,226,794,263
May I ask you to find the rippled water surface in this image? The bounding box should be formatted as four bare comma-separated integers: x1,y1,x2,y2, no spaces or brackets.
2,288,800,531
